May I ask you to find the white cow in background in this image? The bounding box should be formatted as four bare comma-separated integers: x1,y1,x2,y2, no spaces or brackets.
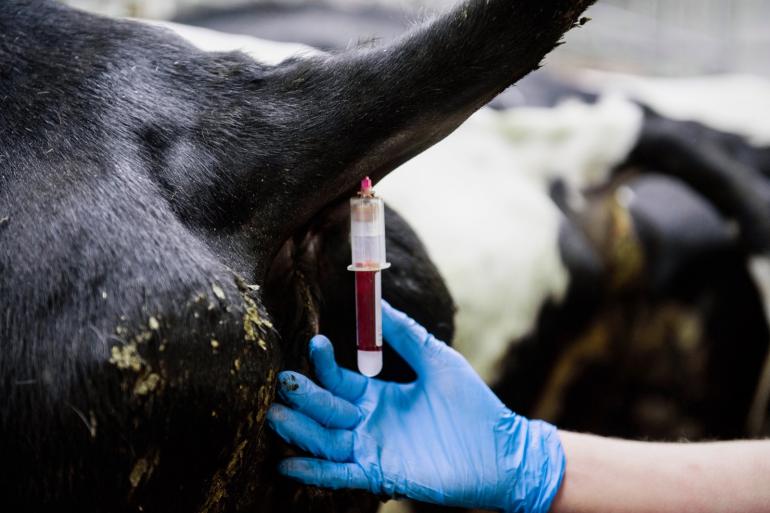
153,19,770,383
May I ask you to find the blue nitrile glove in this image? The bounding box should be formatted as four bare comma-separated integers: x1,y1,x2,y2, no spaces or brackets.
267,301,565,513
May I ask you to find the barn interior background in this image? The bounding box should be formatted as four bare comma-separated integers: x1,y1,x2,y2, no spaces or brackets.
57,0,770,511
62,0,770,76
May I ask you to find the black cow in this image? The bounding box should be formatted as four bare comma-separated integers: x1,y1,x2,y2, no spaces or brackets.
0,0,594,511
494,108,770,444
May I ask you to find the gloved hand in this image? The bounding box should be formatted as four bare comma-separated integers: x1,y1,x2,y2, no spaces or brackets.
267,301,565,513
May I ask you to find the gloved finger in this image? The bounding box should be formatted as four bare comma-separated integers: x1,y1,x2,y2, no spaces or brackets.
278,457,370,492
382,300,447,372
277,371,363,429
266,404,354,462
309,335,368,402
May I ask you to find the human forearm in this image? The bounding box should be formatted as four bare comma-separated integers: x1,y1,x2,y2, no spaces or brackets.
551,431,770,513
266,302,770,513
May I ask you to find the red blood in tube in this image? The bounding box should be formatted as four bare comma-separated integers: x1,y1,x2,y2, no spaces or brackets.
355,270,381,352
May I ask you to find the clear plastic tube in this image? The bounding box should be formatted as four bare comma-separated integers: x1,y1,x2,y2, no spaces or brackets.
348,177,389,376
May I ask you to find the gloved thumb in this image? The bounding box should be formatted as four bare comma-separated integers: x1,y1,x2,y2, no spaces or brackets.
381,300,449,373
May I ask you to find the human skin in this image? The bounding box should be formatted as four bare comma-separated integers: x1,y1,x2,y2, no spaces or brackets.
551,432,770,513
270,307,770,512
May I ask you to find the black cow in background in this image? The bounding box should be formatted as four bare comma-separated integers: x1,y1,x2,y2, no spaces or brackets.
0,0,595,512
495,109,770,445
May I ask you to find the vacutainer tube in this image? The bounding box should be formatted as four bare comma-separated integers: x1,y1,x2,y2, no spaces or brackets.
348,177,390,377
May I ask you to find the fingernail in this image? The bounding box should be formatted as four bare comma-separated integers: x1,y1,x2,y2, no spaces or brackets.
277,460,292,475
266,404,283,425
309,334,330,351
381,300,401,317
278,459,309,475
278,371,300,392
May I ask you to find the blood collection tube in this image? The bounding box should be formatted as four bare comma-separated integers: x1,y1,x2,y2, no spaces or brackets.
348,177,390,376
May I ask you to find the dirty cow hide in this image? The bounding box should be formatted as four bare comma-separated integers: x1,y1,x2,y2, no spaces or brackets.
0,0,594,512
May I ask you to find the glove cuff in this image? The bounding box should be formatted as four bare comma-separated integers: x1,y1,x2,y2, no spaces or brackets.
495,413,566,513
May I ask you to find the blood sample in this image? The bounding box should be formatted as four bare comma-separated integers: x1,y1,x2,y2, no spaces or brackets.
348,177,389,376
